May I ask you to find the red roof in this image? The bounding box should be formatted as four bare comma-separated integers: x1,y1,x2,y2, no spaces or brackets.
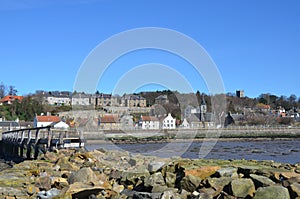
141,116,159,121
36,116,61,123
0,95,23,103
100,115,119,123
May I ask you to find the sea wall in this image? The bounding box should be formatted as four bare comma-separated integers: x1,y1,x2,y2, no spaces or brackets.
82,127,300,142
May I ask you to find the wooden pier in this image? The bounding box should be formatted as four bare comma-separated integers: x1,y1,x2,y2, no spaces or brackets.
0,126,84,160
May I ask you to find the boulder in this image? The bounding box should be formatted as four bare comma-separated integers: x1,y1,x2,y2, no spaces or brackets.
121,166,150,185
198,187,217,199
215,167,238,178
184,166,221,180
55,156,80,171
289,183,300,198
230,178,255,198
152,185,170,193
62,182,105,198
161,190,181,199
250,174,275,187
35,175,51,190
207,177,232,192
144,172,165,188
253,186,290,199
180,174,202,192
68,167,99,185
37,188,60,199
148,161,166,173
165,172,176,187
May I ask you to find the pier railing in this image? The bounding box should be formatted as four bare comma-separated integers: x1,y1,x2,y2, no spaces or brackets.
0,126,84,160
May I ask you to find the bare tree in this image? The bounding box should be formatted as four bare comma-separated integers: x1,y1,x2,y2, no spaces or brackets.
8,85,17,96
0,82,6,98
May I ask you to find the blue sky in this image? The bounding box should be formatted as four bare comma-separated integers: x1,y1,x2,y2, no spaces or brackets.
0,0,299,98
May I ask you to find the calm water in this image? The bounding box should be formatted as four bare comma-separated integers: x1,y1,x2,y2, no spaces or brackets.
86,139,300,164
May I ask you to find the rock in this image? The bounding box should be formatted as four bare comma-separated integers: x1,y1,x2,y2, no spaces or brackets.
207,177,232,192
112,182,125,194
215,167,238,178
148,161,166,173
61,182,105,198
55,156,80,171
132,191,162,199
165,172,176,188
281,172,300,179
144,172,165,188
250,174,275,187
184,166,221,179
152,185,170,193
198,187,217,199
289,183,300,198
180,189,190,199
129,158,137,166
51,177,69,189
253,186,290,199
230,178,255,198
121,166,150,186
35,175,51,190
237,166,256,175
68,167,99,185
180,174,202,192
161,190,181,199
37,188,60,199
0,187,24,197
26,184,39,196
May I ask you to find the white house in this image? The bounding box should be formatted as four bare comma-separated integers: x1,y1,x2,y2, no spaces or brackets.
46,95,71,106
162,113,176,129
53,121,70,129
71,93,91,106
180,118,190,128
34,115,61,127
140,115,160,129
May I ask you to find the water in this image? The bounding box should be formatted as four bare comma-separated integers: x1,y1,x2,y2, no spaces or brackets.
86,139,300,164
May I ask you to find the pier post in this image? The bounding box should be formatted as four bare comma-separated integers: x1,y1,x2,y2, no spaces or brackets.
26,129,32,159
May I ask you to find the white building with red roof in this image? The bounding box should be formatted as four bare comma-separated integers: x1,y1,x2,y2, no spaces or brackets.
34,115,61,127
0,95,23,105
139,115,160,130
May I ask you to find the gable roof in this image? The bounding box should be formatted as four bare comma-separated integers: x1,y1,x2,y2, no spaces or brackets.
0,95,23,103
36,115,61,123
141,116,159,121
100,115,119,123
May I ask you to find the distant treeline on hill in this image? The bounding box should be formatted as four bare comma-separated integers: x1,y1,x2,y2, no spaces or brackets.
0,82,300,124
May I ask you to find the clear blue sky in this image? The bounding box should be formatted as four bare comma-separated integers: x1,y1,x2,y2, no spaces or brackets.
0,0,299,98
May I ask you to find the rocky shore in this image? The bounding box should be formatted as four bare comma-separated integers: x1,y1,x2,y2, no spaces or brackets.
0,148,299,199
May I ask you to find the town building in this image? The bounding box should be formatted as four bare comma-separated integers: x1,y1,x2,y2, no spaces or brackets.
34,115,61,127
121,95,146,107
139,115,160,129
99,115,120,130
162,113,176,129
180,118,190,128
92,93,118,107
71,93,91,106
45,92,71,106
0,95,23,105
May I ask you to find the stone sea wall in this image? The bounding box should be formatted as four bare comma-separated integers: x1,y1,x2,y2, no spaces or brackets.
0,148,300,198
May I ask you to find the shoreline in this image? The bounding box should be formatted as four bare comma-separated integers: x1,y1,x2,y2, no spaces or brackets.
85,137,300,145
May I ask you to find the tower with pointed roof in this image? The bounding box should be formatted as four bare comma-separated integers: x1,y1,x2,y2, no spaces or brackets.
200,95,207,122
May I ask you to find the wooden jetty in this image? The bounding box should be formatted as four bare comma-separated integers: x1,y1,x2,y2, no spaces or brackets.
0,126,84,160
